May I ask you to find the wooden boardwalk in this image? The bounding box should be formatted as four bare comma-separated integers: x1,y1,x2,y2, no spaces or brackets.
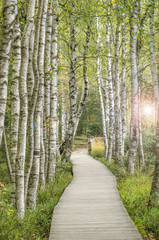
49,150,143,240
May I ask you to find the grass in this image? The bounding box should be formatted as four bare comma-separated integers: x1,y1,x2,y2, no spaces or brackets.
92,138,105,158
0,161,73,240
97,158,159,239
92,139,158,240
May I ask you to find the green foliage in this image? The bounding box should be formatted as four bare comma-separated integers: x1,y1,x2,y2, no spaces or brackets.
92,138,105,158
96,157,158,239
87,122,103,137
92,147,105,158
124,130,156,165
0,162,73,240
145,208,159,239
77,89,103,137
142,129,156,165
118,174,152,237
0,162,11,184
0,184,14,220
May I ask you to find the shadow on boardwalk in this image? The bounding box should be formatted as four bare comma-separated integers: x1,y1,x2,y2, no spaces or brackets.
49,149,143,240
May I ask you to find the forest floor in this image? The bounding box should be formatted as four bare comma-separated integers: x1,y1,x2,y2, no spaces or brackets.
49,149,142,240
0,161,73,240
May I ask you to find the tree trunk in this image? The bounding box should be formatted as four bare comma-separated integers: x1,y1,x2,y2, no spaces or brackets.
138,86,145,170
61,83,66,142
73,21,91,137
40,113,45,189
104,80,109,134
107,18,115,162
114,21,121,163
61,3,77,162
10,6,21,205
128,1,139,174
96,15,108,159
24,0,42,203
47,0,59,180
3,129,13,182
44,1,52,175
0,0,17,145
120,20,127,157
27,27,35,106
16,0,36,218
27,0,48,208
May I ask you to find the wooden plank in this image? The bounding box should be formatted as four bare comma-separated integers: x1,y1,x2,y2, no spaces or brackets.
74,137,88,141
49,149,143,240
74,143,88,145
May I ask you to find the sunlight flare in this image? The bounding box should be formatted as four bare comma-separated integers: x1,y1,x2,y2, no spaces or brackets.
143,105,153,116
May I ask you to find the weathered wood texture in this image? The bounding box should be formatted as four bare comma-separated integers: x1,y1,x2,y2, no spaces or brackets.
49,150,142,240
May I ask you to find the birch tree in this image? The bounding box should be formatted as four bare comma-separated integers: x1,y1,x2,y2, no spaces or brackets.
40,112,45,189
24,0,42,202
136,3,149,170
27,0,48,208
47,0,59,180
120,20,126,157
61,3,77,162
16,0,36,218
114,20,121,163
61,6,92,162
10,5,21,204
61,83,67,142
96,15,108,159
128,0,139,174
138,86,144,169
0,0,17,145
107,15,115,162
44,1,52,176
73,21,92,137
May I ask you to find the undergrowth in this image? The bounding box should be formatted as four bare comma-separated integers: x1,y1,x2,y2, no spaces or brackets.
0,161,73,240
92,139,105,158
95,157,158,240
92,141,158,240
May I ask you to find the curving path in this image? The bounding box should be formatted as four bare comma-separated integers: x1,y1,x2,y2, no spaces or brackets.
49,149,143,240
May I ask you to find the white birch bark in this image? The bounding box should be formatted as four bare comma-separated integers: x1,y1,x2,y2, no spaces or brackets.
25,28,35,199
103,79,109,133
16,0,36,218
3,129,13,182
27,27,35,106
24,0,42,203
114,21,121,163
27,0,48,208
128,1,139,174
61,83,66,142
136,4,146,170
107,19,115,162
40,113,45,189
10,6,21,204
120,21,127,156
96,15,108,159
44,2,52,175
0,0,17,145
47,0,59,180
138,86,144,170
61,3,77,162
